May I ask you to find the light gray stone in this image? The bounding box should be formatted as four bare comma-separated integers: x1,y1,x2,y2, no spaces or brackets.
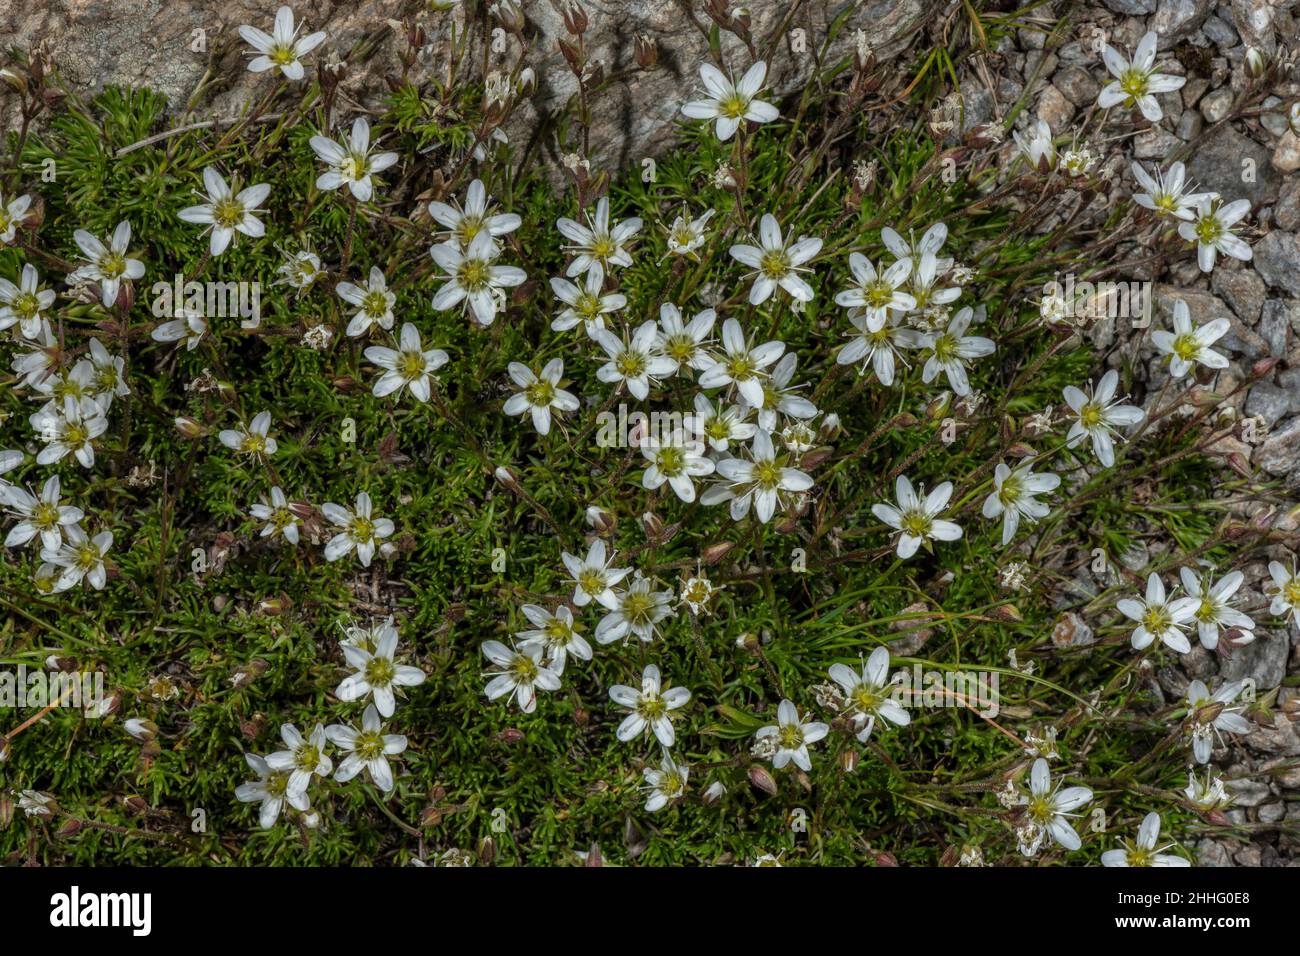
1253,232,1300,297
1186,127,1282,205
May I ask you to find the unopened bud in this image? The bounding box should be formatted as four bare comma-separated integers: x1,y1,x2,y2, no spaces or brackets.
1245,47,1266,78
562,1,589,35
747,764,778,795
124,718,158,741
634,35,658,70
516,66,536,96
700,540,734,564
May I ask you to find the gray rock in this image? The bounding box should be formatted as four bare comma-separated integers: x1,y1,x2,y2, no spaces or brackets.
1052,65,1098,107
1186,127,1282,205
1134,126,1182,159
1197,839,1235,866
1152,0,1218,39
1253,232,1300,297
1200,87,1235,123
1201,14,1239,46
1231,0,1277,51
1035,84,1074,133
1274,131,1300,174
1255,415,1300,483
1245,712,1300,756
1276,180,1300,232
1221,627,1288,688
1211,265,1267,324
1225,777,1272,806
1104,0,1158,13
1176,109,1204,141
1260,802,1287,823
1244,382,1293,426
1258,300,1292,356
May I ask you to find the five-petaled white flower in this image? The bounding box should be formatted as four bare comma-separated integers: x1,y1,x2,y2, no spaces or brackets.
1101,812,1189,867
321,492,394,567
556,197,642,278
151,306,207,351
275,246,324,293
549,263,624,337
428,178,521,249
42,524,113,592
835,254,916,332
0,263,56,340
755,700,829,771
515,604,591,674
982,462,1060,546
178,167,271,256
310,117,399,202
1178,197,1252,273
31,397,108,469
1117,572,1197,653
325,703,408,792
265,723,333,799
364,323,449,403
481,639,560,713
1131,161,1214,221
249,485,302,544
665,207,714,258
561,538,630,609
697,318,784,407
595,574,676,644
239,5,326,80
640,429,715,502
219,410,277,457
920,306,995,397
1,474,82,551
1184,679,1251,764
336,622,426,718
609,663,691,747
754,352,817,433
680,60,778,141
642,749,689,812
1063,369,1145,467
827,647,911,742
593,320,674,401
729,213,822,304
0,190,32,244
1151,299,1230,378
872,474,962,559
337,266,396,338
836,311,922,386
1267,560,1300,627
709,428,813,524
1097,31,1185,121
1179,567,1254,650
655,303,716,374
1017,757,1091,855
431,229,525,327
503,358,579,435
236,753,309,829
693,392,756,452
69,221,145,308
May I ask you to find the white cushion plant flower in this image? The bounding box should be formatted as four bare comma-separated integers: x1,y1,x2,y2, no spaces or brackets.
905,252,961,313
1117,572,1197,653
1062,369,1145,467
1,474,83,551
655,303,716,374
664,207,714,258
364,323,449,403
430,229,525,327
1184,679,1251,764
1097,30,1185,121
1151,299,1230,378
708,428,813,524
608,663,691,747
265,723,333,799
872,474,962,559
0,263,56,340
320,491,394,567
1178,566,1254,650
0,189,32,244
236,753,309,829
480,639,560,713
556,196,642,278
693,392,756,452
827,647,911,742
239,5,326,81
274,246,324,294
325,703,408,793
428,177,521,250
561,538,630,609
698,317,784,407
1178,197,1252,272
919,306,995,397
219,410,277,457
881,222,949,274
595,574,676,644
0,448,22,480
834,254,915,331
981,462,1060,546
836,310,923,386
31,396,108,468
41,524,113,592
1012,118,1056,172
514,604,591,674
150,305,207,351
310,117,399,202
336,623,426,718
1016,757,1092,855
550,263,625,337
642,749,689,812
503,358,579,435
729,213,822,305
1184,769,1231,810
177,167,271,256
754,352,817,433
593,320,675,401
1131,161,1214,221
680,60,778,141
639,428,715,502
1267,559,1300,627
86,338,130,410
337,266,396,338
754,700,829,772
69,220,145,308
249,485,303,545
1101,812,1189,867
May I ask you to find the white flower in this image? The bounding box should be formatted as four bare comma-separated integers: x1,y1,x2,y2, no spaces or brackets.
697,318,784,406
905,252,961,313
679,572,720,615
69,221,145,308
561,538,631,609
595,574,676,644
828,647,910,742
177,167,270,256
1017,758,1091,855
665,207,714,257
1097,31,1185,122
364,323,449,403
337,266,396,338
275,246,324,293
755,700,829,771
336,622,426,718
881,222,948,275
754,352,817,433
920,306,995,397
31,396,108,469
515,604,591,674
729,213,822,304
1131,161,1214,221
319,493,393,570
1184,769,1230,809
86,338,129,410
655,303,716,374
151,306,207,351
249,486,302,544
834,254,915,332
593,320,674,401
1060,146,1096,178
1,474,83,551
0,448,21,478
1151,299,1230,378
640,429,715,502
1179,567,1254,650
0,190,32,243
1268,559,1300,627
1012,118,1056,171
326,703,408,792
481,639,560,713
549,263,624,337
236,753,309,829
693,392,756,452
41,525,113,592
981,462,1059,546
310,117,399,202
239,5,326,80
1063,369,1145,468
642,750,689,812
1178,197,1252,272
680,60,778,141
1185,679,1251,764
430,230,525,326
0,263,56,339
265,723,333,799
1101,812,1188,867
609,663,691,746
502,358,579,435
872,475,962,559
709,429,813,524
836,310,923,386
219,410,277,457
556,196,642,278
1117,572,1197,653
428,178,521,249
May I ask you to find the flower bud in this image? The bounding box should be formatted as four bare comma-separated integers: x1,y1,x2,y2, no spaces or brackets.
700,540,734,564
516,66,537,96
1245,47,1266,78
562,1,589,35
747,764,778,795
124,718,158,741
634,35,658,70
